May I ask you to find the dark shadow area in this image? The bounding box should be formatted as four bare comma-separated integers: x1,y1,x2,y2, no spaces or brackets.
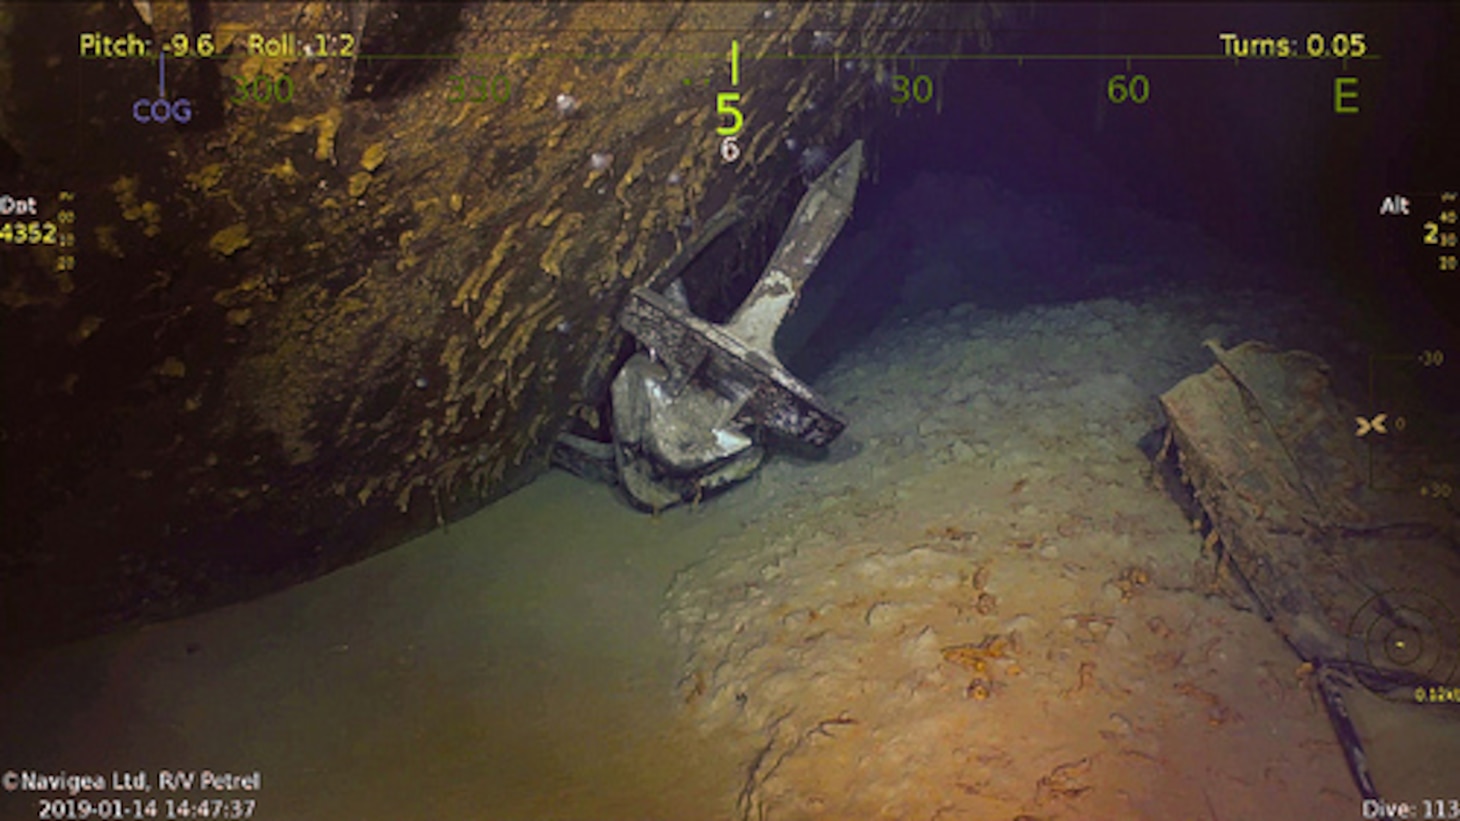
347,2,465,101
779,3,1460,394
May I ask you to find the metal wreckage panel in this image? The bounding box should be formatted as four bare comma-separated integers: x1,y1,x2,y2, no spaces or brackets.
1158,340,1460,802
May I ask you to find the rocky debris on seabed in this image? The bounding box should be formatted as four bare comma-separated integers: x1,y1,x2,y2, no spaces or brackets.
661,284,1366,820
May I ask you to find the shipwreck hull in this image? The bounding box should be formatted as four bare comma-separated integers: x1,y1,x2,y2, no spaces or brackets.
0,1,983,652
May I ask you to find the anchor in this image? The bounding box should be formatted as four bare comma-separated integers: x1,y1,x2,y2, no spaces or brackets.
556,140,864,510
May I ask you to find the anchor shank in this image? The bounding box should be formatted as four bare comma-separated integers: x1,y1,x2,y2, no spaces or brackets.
724,140,864,354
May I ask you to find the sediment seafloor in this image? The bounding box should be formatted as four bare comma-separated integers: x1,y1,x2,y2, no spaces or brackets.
663,282,1460,820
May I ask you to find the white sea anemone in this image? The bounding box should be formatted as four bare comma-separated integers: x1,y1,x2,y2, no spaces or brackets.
589,151,613,171
555,93,580,117
798,144,832,180
810,29,836,52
